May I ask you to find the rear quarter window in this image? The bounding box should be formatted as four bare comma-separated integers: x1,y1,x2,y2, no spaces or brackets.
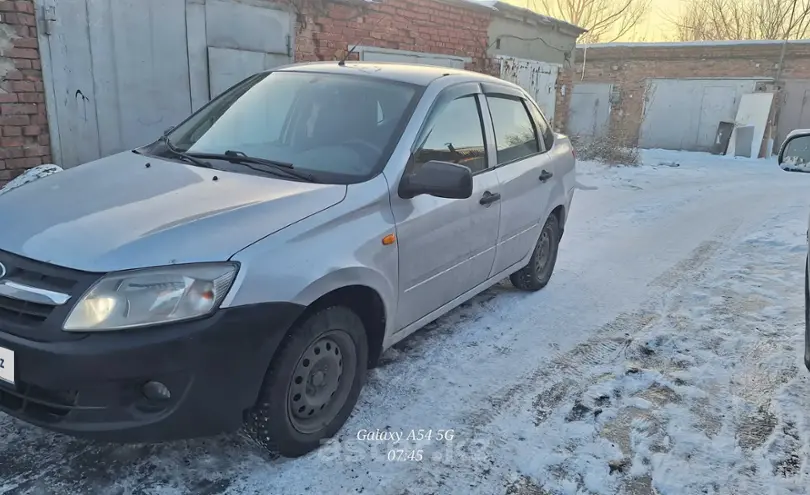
527,102,555,151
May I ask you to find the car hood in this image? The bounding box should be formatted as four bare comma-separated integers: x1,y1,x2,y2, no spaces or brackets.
0,152,347,272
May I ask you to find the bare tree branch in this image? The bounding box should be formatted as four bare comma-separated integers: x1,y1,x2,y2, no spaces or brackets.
533,0,651,43
667,0,810,41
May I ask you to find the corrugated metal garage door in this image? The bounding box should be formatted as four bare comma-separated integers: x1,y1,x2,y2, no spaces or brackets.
776,80,810,152
356,46,470,69
568,83,612,139
39,0,293,167
639,79,765,151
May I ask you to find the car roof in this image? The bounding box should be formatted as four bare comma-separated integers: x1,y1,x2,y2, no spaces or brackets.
272,61,511,88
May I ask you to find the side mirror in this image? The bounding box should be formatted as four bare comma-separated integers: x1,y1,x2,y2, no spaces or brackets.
779,131,810,172
399,160,473,200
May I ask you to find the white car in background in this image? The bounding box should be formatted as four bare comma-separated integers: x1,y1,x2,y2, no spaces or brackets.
778,129,810,371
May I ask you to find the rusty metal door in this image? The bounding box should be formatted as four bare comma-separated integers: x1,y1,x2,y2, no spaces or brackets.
498,56,559,123
567,83,612,139
777,80,810,151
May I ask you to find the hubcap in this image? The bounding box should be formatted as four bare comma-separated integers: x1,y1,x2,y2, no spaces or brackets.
288,331,355,434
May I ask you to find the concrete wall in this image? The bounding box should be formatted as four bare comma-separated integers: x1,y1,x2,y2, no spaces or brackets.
0,0,50,185
571,41,810,151
488,16,576,66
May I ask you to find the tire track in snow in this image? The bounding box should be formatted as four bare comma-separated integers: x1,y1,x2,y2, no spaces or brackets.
461,218,744,435
505,197,810,495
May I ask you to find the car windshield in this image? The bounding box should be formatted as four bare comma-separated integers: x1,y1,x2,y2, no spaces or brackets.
164,71,421,183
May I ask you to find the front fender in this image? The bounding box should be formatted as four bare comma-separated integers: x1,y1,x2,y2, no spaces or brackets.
293,266,396,319
0,165,63,196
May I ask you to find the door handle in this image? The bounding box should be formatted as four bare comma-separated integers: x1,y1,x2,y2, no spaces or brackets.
479,191,501,206
539,170,554,183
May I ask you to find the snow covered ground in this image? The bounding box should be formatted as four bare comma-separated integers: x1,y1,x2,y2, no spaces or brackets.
2,149,810,495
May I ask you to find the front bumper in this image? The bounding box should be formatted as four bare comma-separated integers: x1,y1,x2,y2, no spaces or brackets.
0,302,303,443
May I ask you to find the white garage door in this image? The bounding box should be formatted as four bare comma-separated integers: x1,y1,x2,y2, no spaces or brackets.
357,46,470,69
639,78,765,151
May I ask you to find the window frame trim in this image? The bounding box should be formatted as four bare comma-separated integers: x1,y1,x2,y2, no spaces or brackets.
406,82,493,177
525,97,555,153
483,92,544,168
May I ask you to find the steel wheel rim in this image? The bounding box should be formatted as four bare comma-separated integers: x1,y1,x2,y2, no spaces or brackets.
534,229,552,278
287,330,356,435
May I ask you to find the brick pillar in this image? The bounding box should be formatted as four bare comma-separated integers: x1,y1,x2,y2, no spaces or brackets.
0,0,50,186
553,66,573,133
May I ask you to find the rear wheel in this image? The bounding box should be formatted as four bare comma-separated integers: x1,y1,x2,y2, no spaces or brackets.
244,306,368,457
510,214,561,292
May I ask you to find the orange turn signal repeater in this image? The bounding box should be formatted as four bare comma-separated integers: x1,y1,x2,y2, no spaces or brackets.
382,233,396,245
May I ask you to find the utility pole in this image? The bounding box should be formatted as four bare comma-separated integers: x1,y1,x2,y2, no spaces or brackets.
767,38,789,157
769,1,799,157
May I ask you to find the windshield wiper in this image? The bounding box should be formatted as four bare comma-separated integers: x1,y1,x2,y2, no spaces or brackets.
158,134,213,169
188,150,317,182
224,150,294,169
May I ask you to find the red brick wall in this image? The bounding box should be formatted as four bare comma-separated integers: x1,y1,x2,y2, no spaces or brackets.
294,0,496,75
0,0,49,185
571,42,810,148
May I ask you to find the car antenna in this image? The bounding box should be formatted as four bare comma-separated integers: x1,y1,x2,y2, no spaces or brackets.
338,9,385,67
338,43,359,66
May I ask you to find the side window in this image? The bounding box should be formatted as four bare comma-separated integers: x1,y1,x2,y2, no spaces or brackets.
486,96,540,164
527,102,555,151
413,95,488,174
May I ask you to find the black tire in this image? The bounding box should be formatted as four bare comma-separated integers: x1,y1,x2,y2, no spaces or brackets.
510,214,561,292
244,306,368,457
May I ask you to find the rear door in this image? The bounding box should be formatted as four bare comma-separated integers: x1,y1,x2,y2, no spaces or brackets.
482,84,554,275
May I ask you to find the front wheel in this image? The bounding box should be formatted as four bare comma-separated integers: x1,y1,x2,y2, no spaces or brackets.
804,258,809,372
510,215,561,292
244,306,368,457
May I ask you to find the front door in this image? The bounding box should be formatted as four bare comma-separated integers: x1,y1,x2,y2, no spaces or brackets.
392,85,501,330
482,90,553,275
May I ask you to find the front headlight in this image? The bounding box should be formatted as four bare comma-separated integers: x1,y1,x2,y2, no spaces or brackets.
63,263,238,331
